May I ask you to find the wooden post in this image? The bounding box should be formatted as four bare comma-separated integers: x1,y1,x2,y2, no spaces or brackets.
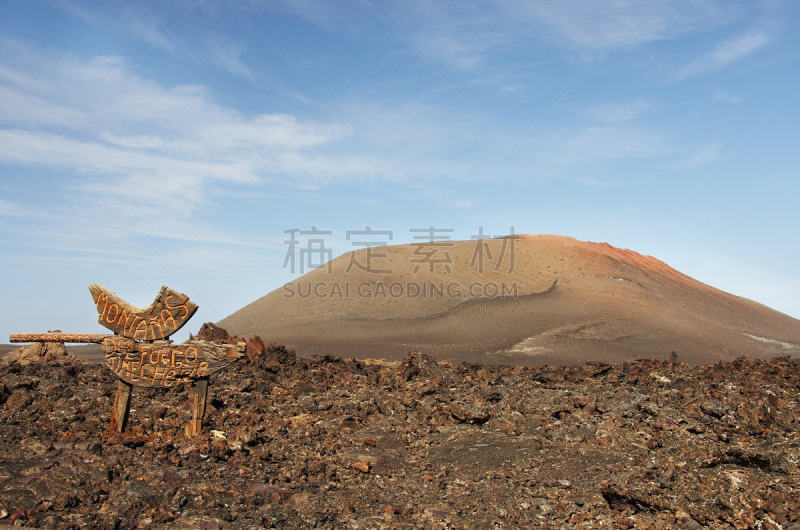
185,378,208,437
109,380,132,434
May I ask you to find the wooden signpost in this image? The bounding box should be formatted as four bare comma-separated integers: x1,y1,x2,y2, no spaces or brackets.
10,284,244,437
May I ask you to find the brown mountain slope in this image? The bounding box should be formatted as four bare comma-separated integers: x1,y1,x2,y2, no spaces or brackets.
218,234,800,365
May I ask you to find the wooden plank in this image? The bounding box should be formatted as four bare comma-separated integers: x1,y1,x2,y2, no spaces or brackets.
109,380,132,433
9,333,110,343
185,378,208,437
102,337,245,388
89,284,199,341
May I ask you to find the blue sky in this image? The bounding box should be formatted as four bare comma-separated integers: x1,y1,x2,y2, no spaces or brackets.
1,0,799,341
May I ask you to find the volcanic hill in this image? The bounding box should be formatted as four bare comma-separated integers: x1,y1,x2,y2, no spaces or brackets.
219,235,800,365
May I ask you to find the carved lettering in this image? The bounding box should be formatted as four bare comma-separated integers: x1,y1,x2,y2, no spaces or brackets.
147,347,159,365
160,308,177,332
96,292,109,317
150,364,163,385
163,369,177,387
101,338,243,388
148,316,163,341
164,294,190,319
106,303,119,323
133,320,147,341
89,284,199,340
123,312,138,335
129,361,140,382
116,307,127,329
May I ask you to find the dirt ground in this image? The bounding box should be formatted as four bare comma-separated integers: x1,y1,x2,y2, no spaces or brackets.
1,344,799,529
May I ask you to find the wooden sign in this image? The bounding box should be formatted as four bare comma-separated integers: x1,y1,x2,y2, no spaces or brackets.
89,284,199,341
11,284,243,437
102,336,244,388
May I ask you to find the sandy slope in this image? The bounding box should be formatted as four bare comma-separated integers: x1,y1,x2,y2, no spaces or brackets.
219,234,800,365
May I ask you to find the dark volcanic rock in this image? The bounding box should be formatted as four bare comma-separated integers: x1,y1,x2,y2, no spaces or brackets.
193,322,237,343
0,350,798,528
401,351,443,381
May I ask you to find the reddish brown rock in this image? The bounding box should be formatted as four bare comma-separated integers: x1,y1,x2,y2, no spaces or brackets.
245,335,266,361
193,322,235,342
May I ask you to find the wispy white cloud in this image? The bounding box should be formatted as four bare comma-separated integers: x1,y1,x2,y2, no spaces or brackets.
539,125,673,168
50,0,96,24
668,144,724,170
0,46,349,259
679,32,769,79
243,0,355,29
351,0,749,73
419,35,483,71
126,10,182,55
589,100,651,123
507,0,739,51
0,198,51,219
0,42,512,264
564,176,617,188
712,90,743,104
200,38,257,81
50,2,261,82
707,32,769,63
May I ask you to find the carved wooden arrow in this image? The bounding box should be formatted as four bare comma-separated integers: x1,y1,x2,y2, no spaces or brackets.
89,284,199,341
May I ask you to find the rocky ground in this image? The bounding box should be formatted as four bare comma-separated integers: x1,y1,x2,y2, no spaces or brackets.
0,331,799,529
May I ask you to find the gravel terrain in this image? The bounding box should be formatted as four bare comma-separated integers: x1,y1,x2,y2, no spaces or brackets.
1,334,799,529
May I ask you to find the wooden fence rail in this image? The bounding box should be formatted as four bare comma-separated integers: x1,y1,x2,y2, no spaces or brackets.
10,333,110,343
